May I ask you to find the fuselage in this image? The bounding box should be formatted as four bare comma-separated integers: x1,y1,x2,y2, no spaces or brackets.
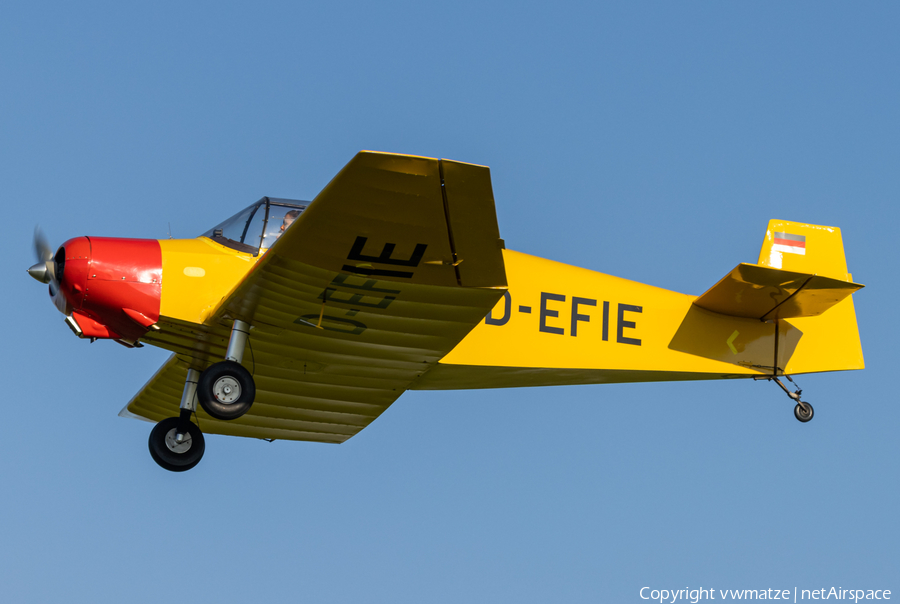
53,235,862,388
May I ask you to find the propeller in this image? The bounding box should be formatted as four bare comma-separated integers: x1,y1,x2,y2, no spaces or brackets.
28,226,68,314
29,226,55,282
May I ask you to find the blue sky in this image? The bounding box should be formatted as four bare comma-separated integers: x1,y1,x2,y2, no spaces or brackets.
2,2,897,602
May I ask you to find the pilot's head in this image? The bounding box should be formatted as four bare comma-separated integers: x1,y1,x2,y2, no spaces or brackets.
281,210,301,232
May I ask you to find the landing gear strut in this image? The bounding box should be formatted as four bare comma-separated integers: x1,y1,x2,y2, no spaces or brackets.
755,374,814,423
147,319,256,471
197,319,256,421
149,369,206,471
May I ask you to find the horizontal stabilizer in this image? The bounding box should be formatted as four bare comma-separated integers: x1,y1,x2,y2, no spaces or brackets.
694,263,863,320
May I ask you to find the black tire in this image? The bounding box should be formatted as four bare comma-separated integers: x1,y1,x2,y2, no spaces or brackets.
794,402,814,423
197,360,255,420
148,417,206,472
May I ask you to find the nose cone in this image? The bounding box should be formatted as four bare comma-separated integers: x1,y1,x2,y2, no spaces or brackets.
27,262,51,283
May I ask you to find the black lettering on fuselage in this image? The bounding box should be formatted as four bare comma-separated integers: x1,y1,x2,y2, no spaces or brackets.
617,304,642,346
483,290,642,346
485,291,512,326
539,292,566,335
602,301,610,341
570,297,597,337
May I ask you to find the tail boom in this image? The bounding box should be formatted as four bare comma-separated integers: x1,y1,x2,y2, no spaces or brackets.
420,219,863,390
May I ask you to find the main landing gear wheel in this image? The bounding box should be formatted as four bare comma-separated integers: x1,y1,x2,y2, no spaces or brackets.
197,360,256,420
149,416,206,472
794,401,814,423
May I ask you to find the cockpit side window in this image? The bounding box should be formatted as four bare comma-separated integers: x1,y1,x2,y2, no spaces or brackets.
202,203,260,254
244,203,269,251
261,203,307,249
202,198,308,255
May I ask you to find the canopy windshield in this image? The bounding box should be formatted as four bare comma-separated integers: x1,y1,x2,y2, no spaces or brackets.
202,197,308,255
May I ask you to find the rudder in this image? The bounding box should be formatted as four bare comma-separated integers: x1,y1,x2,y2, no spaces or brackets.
757,219,851,282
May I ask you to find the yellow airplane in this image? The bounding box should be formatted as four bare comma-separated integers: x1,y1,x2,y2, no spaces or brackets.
27,151,865,471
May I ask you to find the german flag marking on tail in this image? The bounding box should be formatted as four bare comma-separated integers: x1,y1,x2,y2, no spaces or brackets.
772,232,806,255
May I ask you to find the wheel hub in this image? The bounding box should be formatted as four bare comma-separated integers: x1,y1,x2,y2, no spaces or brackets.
213,376,241,404
164,428,193,453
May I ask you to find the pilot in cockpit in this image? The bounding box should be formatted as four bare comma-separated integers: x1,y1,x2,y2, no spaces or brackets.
281,210,301,234
204,200,307,253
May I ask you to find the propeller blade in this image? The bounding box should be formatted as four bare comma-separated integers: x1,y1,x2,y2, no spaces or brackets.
34,226,53,263
29,226,68,314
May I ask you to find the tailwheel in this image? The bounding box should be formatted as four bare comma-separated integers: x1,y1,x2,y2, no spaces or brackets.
149,415,206,472
755,373,815,423
197,360,256,420
794,401,814,423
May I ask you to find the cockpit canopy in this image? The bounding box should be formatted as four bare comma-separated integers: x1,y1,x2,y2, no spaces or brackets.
202,197,308,255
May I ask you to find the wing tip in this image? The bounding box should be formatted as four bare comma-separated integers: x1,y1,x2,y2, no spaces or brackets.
118,405,155,423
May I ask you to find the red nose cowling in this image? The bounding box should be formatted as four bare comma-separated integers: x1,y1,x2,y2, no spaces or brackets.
58,237,162,343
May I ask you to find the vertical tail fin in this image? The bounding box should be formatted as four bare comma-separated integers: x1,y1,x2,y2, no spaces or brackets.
756,220,864,375
757,219,852,282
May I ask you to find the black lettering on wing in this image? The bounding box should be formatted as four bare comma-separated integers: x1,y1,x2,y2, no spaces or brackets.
347,236,428,267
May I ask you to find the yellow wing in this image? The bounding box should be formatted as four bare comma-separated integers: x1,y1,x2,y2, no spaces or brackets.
123,151,507,442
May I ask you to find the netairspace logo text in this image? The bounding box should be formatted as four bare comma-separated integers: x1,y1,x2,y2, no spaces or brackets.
640,587,891,603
